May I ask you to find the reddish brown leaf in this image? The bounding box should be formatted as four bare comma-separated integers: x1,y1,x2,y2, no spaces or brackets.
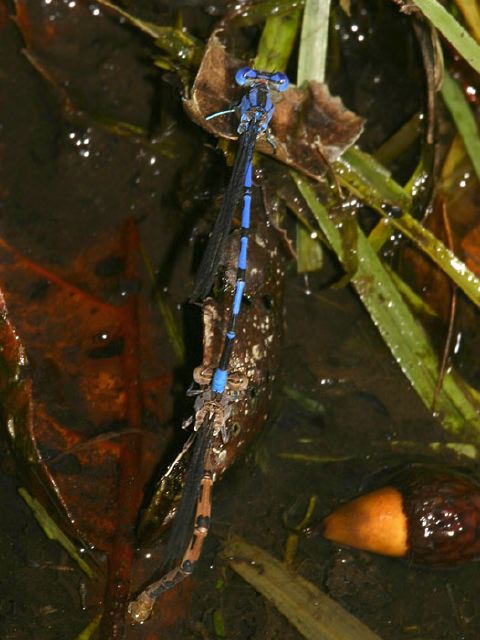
0,219,177,638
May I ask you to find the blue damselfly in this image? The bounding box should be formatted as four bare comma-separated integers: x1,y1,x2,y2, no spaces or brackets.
128,67,288,623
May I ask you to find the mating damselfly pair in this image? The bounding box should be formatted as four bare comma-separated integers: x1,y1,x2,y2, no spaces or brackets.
128,67,289,623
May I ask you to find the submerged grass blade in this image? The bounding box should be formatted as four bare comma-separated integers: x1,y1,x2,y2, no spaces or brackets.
96,0,203,66
212,609,227,638
19,488,95,578
283,385,325,414
140,246,185,363
74,615,102,640
389,439,479,460
441,71,480,181
373,111,423,166
336,147,480,311
410,0,480,74
284,494,317,567
385,266,438,320
96,0,165,38
224,535,382,640
293,172,480,437
278,453,353,462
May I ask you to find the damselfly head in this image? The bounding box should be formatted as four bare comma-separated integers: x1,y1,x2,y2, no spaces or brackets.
235,67,289,93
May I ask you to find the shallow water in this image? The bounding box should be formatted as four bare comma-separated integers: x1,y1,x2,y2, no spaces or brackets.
1,1,480,639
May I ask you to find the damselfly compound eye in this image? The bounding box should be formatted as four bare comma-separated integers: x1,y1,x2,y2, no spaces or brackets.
270,72,289,92
235,67,255,86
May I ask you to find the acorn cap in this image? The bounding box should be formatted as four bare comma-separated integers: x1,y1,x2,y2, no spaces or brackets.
395,465,480,565
321,466,480,565
322,486,408,557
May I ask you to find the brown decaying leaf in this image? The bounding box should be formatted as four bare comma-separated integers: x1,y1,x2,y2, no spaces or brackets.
0,220,175,638
184,30,365,180
0,225,170,548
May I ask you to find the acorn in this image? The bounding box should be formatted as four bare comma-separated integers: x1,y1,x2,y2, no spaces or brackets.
320,465,480,565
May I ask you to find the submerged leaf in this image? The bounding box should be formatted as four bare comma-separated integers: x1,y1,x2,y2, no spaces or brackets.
0,224,173,637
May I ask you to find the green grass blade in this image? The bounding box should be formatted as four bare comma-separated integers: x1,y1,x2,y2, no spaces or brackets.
140,246,185,364
298,0,332,83
336,146,412,212
295,0,332,271
441,70,480,181
336,147,480,311
255,7,302,72
411,0,480,73
293,172,480,437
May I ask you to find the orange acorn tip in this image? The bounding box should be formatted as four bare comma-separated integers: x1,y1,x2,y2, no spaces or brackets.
322,486,408,557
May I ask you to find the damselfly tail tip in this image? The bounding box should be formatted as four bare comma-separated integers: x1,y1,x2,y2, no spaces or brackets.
128,592,155,624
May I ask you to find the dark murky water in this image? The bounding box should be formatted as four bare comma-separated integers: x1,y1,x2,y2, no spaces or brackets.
1,1,480,639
